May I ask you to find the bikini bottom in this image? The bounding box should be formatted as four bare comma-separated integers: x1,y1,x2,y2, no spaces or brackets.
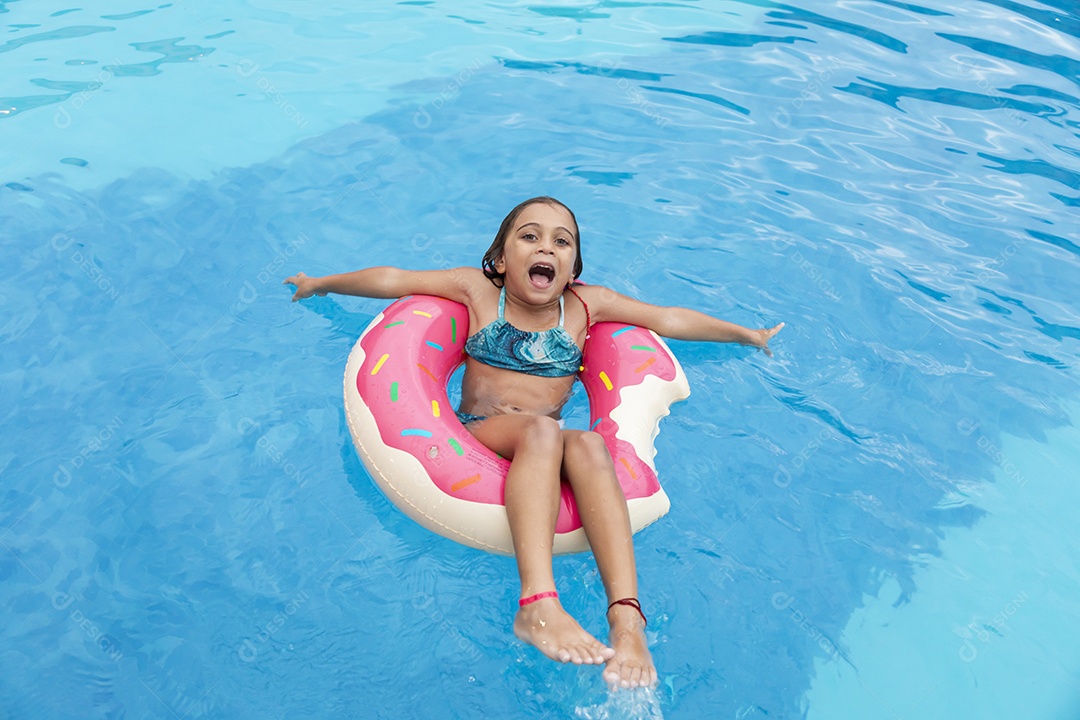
455,410,488,426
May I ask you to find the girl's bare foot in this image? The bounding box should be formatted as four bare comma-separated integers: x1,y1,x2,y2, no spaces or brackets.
513,596,615,665
603,602,657,689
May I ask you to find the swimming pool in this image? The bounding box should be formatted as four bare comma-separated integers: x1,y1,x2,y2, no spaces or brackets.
3,0,1079,718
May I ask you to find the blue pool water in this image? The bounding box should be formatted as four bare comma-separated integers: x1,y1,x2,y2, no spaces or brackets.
3,1,1079,718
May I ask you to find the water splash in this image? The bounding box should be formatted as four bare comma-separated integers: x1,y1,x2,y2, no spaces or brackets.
575,688,664,720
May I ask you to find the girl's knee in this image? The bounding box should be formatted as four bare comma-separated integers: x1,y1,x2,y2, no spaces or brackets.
564,430,610,465
520,415,563,452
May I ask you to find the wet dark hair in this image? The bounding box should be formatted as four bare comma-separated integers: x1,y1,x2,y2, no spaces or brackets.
481,196,582,287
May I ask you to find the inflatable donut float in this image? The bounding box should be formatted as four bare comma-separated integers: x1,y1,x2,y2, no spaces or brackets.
344,294,690,555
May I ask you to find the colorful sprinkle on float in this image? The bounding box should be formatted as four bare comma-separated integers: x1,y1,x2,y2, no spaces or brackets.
344,295,691,555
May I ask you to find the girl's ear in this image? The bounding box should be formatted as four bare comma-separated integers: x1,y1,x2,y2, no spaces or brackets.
494,254,505,272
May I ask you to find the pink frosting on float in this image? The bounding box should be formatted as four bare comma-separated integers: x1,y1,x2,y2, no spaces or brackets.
353,294,678,536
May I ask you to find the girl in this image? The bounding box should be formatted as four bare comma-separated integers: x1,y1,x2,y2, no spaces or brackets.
284,197,783,689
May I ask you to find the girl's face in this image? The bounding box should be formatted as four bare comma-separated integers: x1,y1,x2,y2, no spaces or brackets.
494,203,579,301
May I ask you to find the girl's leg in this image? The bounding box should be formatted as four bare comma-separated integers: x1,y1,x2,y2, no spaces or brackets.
468,415,613,665
562,430,657,688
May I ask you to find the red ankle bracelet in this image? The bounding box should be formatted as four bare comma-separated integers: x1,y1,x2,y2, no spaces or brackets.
519,591,558,607
607,597,647,627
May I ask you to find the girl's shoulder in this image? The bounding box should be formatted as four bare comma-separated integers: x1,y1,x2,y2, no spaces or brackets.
456,269,500,320
569,282,614,305
446,266,488,284
568,282,666,327
435,266,493,302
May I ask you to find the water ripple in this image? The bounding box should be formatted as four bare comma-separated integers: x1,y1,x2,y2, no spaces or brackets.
975,0,1080,40
640,84,750,115
939,32,1080,87
756,1,910,53
663,29,813,47
1027,228,1080,258
978,151,1080,194
871,0,953,18
0,24,114,54
102,37,215,78
838,76,1061,115
498,57,672,82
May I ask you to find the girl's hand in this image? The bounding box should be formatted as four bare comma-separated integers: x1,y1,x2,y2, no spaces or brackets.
283,272,326,301
746,322,785,357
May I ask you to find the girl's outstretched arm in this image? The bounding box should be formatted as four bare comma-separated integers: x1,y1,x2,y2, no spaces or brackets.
284,267,485,303
580,285,785,356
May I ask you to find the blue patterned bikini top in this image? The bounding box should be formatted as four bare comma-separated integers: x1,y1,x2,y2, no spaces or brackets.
464,287,583,377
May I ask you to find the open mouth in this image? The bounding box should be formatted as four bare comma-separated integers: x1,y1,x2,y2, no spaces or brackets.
528,262,556,288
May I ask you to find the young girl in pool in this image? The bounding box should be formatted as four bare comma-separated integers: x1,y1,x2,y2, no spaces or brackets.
284,197,783,688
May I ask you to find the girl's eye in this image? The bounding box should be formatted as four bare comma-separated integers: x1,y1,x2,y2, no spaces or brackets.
523,233,537,241
556,238,570,246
